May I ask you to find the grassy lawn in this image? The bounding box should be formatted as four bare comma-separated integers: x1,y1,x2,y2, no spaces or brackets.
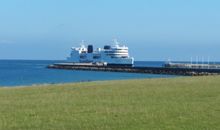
0,76,220,130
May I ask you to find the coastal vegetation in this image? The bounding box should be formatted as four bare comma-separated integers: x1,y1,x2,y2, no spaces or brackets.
0,76,220,130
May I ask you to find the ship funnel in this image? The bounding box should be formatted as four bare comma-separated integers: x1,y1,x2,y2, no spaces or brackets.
104,45,111,50
88,45,93,53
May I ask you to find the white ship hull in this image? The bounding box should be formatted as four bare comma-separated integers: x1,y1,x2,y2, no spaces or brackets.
67,40,134,67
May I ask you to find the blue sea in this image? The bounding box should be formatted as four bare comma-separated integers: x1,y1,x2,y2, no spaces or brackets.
0,60,173,87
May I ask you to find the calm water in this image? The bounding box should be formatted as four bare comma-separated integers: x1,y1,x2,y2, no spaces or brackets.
0,60,172,87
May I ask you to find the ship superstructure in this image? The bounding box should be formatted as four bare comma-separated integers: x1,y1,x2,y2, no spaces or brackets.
67,40,134,66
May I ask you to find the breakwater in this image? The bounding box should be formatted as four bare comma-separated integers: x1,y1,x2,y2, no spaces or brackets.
165,62,220,69
47,63,220,76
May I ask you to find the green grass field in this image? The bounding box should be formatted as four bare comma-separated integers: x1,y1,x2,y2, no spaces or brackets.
0,76,220,130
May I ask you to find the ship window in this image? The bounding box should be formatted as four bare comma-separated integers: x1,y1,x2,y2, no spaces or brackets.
93,56,101,59
122,56,128,58
111,56,118,58
80,55,86,59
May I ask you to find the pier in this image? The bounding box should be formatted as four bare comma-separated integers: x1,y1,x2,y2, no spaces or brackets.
164,62,220,69
47,63,220,76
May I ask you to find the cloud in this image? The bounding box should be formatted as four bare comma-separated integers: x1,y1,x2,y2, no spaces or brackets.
0,40,15,44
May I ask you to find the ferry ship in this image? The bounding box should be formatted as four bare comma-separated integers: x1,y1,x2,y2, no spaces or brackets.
67,40,134,67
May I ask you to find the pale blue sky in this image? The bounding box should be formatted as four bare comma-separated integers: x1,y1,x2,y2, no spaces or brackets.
0,0,219,61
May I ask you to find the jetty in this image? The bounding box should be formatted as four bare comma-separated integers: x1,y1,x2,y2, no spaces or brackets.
164,62,220,69
47,63,220,76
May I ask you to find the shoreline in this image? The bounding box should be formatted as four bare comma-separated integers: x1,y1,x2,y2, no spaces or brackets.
0,76,179,88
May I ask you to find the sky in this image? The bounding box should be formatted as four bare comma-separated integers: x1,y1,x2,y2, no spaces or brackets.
0,0,220,61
